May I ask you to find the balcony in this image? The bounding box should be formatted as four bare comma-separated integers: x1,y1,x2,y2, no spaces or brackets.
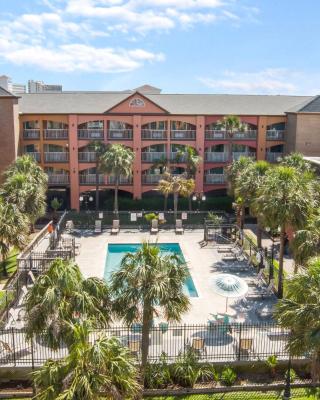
205,130,257,140
170,152,187,163
205,174,226,184
23,129,40,140
205,130,227,140
78,152,97,163
47,174,70,185
232,152,256,161
78,129,104,140
141,130,167,140
43,129,68,140
171,130,196,140
266,152,283,162
107,175,133,185
79,174,104,185
141,152,166,163
107,129,133,140
233,131,257,140
266,130,285,140
142,174,163,184
205,152,228,162
25,152,41,162
44,152,69,163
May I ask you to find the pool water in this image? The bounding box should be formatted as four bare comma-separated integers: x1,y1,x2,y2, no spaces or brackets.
104,243,198,297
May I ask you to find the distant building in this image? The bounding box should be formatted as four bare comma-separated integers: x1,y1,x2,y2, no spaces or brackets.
28,80,62,93
12,83,26,95
0,75,26,95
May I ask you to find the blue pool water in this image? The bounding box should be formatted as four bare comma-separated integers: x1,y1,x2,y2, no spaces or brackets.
104,243,198,297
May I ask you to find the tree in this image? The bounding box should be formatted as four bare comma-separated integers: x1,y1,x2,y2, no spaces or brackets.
32,321,140,400
183,146,202,210
50,197,63,222
111,242,190,382
218,115,242,160
281,152,315,173
274,258,320,381
25,259,112,349
100,144,134,215
255,166,317,298
89,140,107,211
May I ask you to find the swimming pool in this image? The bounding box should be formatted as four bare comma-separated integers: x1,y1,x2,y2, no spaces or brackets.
104,243,198,297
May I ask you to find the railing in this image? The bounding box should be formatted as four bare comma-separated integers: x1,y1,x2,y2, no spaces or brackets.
205,152,228,162
141,152,167,162
47,174,70,184
78,129,104,140
232,152,256,161
233,130,257,139
205,130,227,140
141,129,167,140
44,152,69,162
266,130,285,140
107,129,133,140
142,174,163,184
107,175,133,185
23,129,40,139
266,152,283,162
171,130,196,140
25,152,41,162
79,174,104,185
205,174,226,184
78,152,97,163
170,152,187,162
43,129,68,139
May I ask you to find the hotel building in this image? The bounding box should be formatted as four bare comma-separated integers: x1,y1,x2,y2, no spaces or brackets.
1,85,320,211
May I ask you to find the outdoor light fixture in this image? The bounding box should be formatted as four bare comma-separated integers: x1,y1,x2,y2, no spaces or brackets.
201,195,206,201
89,196,94,202
79,196,84,201
192,194,197,201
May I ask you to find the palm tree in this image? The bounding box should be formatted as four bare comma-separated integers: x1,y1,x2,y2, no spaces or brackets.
255,166,317,298
281,152,314,173
32,321,140,400
100,144,134,215
184,146,202,210
218,115,242,160
25,258,112,349
111,242,190,382
89,140,107,211
274,257,320,381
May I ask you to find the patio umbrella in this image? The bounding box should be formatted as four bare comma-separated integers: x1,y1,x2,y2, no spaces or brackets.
211,274,249,312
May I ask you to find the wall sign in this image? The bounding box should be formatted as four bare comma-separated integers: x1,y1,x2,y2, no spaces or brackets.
129,98,145,108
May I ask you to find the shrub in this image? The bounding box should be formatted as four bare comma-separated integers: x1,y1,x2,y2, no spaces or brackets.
144,213,159,222
144,353,171,389
289,368,297,383
171,348,202,388
266,355,278,376
220,366,237,386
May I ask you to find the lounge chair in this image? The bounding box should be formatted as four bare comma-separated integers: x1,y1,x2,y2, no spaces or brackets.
65,220,74,233
94,220,102,233
128,339,141,355
190,337,207,356
238,338,254,358
111,219,120,235
150,219,159,234
175,219,184,234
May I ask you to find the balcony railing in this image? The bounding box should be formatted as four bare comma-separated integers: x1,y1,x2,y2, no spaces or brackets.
171,130,196,140
78,129,104,140
205,130,257,140
205,130,227,140
266,152,283,162
23,129,40,139
79,174,104,185
170,152,187,163
47,174,70,185
25,152,41,162
266,130,285,140
78,152,97,163
205,174,226,184
107,129,133,140
232,152,256,161
142,174,163,184
205,152,228,162
107,175,133,185
141,130,167,140
44,152,69,163
141,152,166,162
233,130,257,139
43,129,68,139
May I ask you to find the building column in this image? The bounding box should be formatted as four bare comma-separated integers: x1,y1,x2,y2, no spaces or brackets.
195,116,205,193
133,115,142,199
68,115,80,210
257,116,267,161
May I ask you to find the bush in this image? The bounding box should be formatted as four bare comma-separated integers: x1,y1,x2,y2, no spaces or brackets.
144,353,171,389
266,355,278,376
220,366,237,386
289,368,297,383
145,212,159,222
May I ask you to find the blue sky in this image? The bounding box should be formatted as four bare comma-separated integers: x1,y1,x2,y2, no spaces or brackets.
1,0,320,94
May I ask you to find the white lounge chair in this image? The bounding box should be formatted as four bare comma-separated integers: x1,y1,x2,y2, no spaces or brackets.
150,219,159,234
111,220,120,235
175,219,184,234
65,220,74,233
94,220,102,233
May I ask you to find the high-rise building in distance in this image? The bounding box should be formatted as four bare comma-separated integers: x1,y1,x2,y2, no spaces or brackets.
28,80,62,93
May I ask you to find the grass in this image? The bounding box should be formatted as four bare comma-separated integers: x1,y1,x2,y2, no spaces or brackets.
0,248,18,285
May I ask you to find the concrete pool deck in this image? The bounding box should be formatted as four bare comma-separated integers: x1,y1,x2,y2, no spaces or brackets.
73,228,277,324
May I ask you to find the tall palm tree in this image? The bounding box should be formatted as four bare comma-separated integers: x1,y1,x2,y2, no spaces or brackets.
89,140,107,211
100,144,134,215
25,259,112,349
274,257,320,381
32,321,140,400
184,146,202,210
281,152,314,173
218,115,242,160
255,166,317,298
111,242,190,382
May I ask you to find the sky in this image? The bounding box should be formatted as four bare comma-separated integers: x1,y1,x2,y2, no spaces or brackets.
0,0,320,94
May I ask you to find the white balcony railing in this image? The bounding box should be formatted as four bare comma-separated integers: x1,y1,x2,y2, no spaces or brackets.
78,152,97,162
43,129,68,139
205,174,226,184
47,174,70,185
141,152,166,162
107,129,133,140
266,152,283,162
233,130,257,139
205,152,228,162
171,130,196,140
266,130,285,140
205,130,227,140
78,129,104,140
142,174,163,184
170,152,187,162
79,174,104,185
232,152,256,161
25,152,41,162
141,130,167,140
44,152,69,162
107,175,133,185
23,129,40,139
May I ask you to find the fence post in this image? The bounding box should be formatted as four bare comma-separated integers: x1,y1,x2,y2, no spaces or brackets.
11,328,16,367
237,323,242,361
31,337,35,370
183,324,186,356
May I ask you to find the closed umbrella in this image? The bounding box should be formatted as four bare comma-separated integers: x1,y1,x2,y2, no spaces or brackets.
212,274,249,312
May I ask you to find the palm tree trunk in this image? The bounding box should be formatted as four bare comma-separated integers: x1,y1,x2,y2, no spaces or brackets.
114,176,119,216
164,193,168,212
188,195,192,211
1,250,7,277
140,304,152,383
257,218,262,249
277,225,285,299
95,161,99,211
173,192,178,220
241,205,245,230
311,351,320,383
